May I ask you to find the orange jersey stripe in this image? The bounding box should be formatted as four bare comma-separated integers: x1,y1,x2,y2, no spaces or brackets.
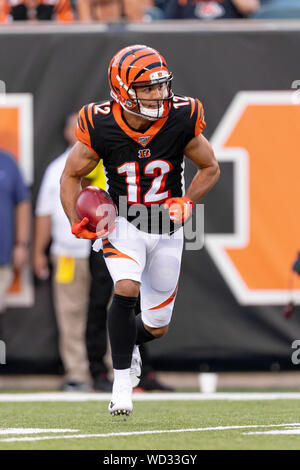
75,106,91,148
195,99,206,136
75,107,100,158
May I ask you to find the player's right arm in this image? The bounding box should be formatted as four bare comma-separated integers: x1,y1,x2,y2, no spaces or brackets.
60,141,99,227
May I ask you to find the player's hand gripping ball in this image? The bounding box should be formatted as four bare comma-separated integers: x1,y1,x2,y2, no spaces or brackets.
73,187,118,239
163,196,194,224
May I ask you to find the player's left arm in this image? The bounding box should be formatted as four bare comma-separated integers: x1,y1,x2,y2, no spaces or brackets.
60,141,99,226
164,134,219,224
184,133,220,204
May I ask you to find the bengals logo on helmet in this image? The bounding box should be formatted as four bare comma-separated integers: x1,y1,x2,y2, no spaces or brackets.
108,44,174,120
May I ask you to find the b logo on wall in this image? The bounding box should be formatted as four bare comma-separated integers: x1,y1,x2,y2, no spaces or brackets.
0,93,34,307
206,91,300,305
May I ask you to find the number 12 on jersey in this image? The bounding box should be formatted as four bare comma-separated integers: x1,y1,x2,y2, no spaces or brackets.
117,160,173,205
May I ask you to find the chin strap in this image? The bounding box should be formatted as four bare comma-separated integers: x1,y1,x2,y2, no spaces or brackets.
139,102,165,119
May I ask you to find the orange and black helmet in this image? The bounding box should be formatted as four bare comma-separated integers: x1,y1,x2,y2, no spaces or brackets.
108,44,173,120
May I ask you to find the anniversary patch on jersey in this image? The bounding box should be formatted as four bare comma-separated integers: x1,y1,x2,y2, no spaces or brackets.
138,136,151,146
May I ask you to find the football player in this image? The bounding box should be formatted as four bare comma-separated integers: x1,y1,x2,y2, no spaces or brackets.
60,45,220,416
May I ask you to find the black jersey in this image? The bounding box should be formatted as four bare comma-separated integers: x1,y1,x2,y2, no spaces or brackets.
75,96,206,234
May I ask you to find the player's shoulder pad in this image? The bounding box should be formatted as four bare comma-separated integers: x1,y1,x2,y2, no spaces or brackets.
76,103,94,149
76,101,112,149
172,95,206,136
172,94,203,118
78,100,112,129
92,100,113,122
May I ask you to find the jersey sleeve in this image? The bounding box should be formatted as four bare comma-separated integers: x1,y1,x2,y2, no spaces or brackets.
75,104,99,156
183,98,206,146
194,99,206,136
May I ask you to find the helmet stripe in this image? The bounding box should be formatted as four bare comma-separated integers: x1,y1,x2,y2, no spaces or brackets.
109,46,147,92
118,46,149,78
126,52,156,83
132,61,167,83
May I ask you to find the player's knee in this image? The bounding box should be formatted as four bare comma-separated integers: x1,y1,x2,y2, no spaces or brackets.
149,254,180,292
145,324,169,338
115,279,140,298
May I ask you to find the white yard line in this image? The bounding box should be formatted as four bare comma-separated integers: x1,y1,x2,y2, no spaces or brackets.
244,429,300,435
1,392,300,402
0,428,78,435
1,423,300,443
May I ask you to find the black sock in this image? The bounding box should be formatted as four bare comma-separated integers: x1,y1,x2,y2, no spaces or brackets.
108,294,138,369
135,313,156,345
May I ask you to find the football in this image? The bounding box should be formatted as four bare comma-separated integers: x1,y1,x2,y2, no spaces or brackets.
75,186,118,233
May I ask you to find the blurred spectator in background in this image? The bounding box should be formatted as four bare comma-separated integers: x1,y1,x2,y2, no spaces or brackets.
165,0,260,19
251,0,300,19
0,0,74,22
77,0,152,22
143,0,166,21
0,150,31,313
34,112,91,391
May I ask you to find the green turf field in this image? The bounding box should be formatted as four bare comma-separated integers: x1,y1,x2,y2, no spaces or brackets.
0,393,300,450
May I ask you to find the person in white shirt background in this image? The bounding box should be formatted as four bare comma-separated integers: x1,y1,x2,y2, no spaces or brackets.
33,112,92,391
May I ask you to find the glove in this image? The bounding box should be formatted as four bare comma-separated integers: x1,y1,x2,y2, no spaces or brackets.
71,217,108,240
163,196,194,224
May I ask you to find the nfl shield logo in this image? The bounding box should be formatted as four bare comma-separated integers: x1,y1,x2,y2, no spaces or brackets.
138,136,150,146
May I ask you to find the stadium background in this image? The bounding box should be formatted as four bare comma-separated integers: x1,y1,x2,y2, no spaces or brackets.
1,21,300,375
